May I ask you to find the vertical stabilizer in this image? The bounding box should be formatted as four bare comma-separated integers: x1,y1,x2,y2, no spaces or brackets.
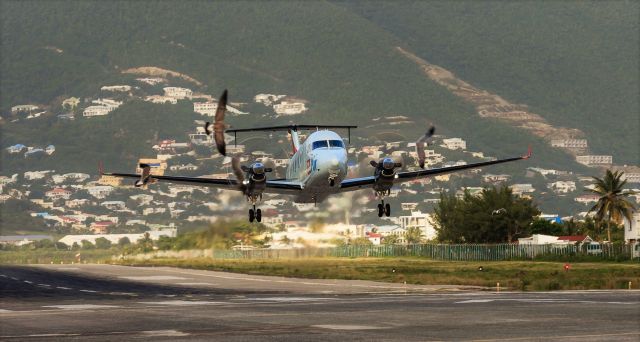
289,128,301,153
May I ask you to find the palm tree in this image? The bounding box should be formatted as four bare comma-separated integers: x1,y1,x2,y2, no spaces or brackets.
587,170,636,242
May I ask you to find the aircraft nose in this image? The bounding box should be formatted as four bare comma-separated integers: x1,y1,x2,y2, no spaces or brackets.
329,159,339,168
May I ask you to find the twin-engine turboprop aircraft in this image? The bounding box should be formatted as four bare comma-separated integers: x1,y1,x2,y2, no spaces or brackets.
103,90,531,222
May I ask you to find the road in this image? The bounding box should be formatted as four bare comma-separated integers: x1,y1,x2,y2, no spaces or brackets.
1,264,638,341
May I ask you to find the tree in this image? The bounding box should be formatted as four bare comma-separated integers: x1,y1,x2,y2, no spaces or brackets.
94,237,112,249
405,227,423,244
81,240,94,250
382,234,399,245
117,236,131,247
587,170,636,242
433,186,540,243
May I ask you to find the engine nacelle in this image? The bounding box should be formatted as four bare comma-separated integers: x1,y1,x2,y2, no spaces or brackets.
370,158,401,192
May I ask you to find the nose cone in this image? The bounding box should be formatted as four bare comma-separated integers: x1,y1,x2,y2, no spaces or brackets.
252,162,265,174
329,159,339,168
382,158,395,170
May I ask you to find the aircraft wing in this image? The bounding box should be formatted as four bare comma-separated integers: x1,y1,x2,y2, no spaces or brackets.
104,172,304,194
340,149,531,192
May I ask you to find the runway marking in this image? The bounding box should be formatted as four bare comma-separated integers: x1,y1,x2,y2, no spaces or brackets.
56,286,72,290
10,277,18,280
23,280,33,284
141,330,190,337
312,324,384,330
138,300,225,306
472,331,640,341
0,274,7,277
119,276,187,281
243,297,337,303
37,283,51,287
455,298,639,305
0,309,14,313
79,289,98,293
57,267,80,271
176,282,219,286
42,304,121,310
106,292,138,296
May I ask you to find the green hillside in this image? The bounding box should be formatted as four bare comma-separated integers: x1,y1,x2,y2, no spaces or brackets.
0,1,612,175
337,1,639,164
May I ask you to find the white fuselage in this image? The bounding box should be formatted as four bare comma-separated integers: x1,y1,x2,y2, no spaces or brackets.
284,130,348,203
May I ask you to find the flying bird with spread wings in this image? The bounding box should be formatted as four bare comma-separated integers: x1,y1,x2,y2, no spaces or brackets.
204,89,228,156
416,124,436,169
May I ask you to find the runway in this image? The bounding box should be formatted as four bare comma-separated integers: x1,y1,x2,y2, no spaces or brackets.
1,264,639,341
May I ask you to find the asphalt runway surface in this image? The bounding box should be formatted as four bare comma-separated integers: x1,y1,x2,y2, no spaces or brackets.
1,264,639,341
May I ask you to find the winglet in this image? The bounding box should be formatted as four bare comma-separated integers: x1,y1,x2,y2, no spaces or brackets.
523,145,532,159
98,161,104,175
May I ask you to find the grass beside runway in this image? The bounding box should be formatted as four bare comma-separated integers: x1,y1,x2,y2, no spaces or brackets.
116,257,640,291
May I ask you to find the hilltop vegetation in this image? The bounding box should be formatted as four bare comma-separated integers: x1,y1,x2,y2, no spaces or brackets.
338,1,639,164
1,0,635,176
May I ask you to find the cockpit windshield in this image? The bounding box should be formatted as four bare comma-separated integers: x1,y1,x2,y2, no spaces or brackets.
312,140,345,150
312,140,329,150
329,140,344,148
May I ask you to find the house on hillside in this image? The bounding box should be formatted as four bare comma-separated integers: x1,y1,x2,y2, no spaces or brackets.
45,188,72,200
441,138,466,150
6,144,26,154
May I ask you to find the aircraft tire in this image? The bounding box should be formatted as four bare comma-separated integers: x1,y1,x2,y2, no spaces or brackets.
377,203,384,217
256,209,262,222
385,203,391,217
249,209,255,222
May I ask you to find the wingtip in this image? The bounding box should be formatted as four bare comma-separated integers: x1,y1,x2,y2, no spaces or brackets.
523,145,533,159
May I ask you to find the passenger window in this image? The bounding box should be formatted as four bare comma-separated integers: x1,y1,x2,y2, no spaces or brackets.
312,140,329,150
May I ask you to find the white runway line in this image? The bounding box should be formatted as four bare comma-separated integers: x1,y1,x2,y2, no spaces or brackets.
0,309,14,313
242,297,337,303
119,276,187,281
141,330,190,337
138,300,225,306
79,289,98,293
23,280,33,284
313,325,384,330
43,304,121,310
57,267,80,271
175,282,219,286
56,286,72,290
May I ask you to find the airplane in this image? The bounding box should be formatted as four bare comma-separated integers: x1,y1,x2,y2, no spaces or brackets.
103,91,532,222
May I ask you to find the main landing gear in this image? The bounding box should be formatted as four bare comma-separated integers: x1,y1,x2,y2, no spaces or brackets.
249,205,262,223
377,200,391,217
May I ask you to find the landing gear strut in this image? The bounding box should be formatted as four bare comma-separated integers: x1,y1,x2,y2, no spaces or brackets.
377,199,391,217
248,205,262,223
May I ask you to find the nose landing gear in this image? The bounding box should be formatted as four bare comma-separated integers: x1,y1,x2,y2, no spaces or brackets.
249,205,262,223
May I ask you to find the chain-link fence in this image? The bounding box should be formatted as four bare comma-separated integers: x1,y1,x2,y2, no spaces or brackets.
209,243,640,261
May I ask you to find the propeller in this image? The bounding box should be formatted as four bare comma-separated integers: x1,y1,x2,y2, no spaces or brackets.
416,123,436,169
370,157,402,176
231,156,273,193
204,89,228,156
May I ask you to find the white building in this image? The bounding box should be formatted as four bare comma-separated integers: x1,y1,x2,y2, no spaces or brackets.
24,170,54,180
624,212,640,243
551,139,588,150
45,188,72,200
163,87,193,99
574,195,600,205
441,138,467,150
83,106,111,117
518,234,561,245
86,185,114,199
576,155,613,166
62,97,80,109
398,211,436,240
101,85,131,92
145,95,178,104
548,181,577,194
482,174,511,183
58,229,177,247
274,101,307,115
254,93,285,106
100,201,126,210
11,104,39,113
511,184,536,196
136,77,165,85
